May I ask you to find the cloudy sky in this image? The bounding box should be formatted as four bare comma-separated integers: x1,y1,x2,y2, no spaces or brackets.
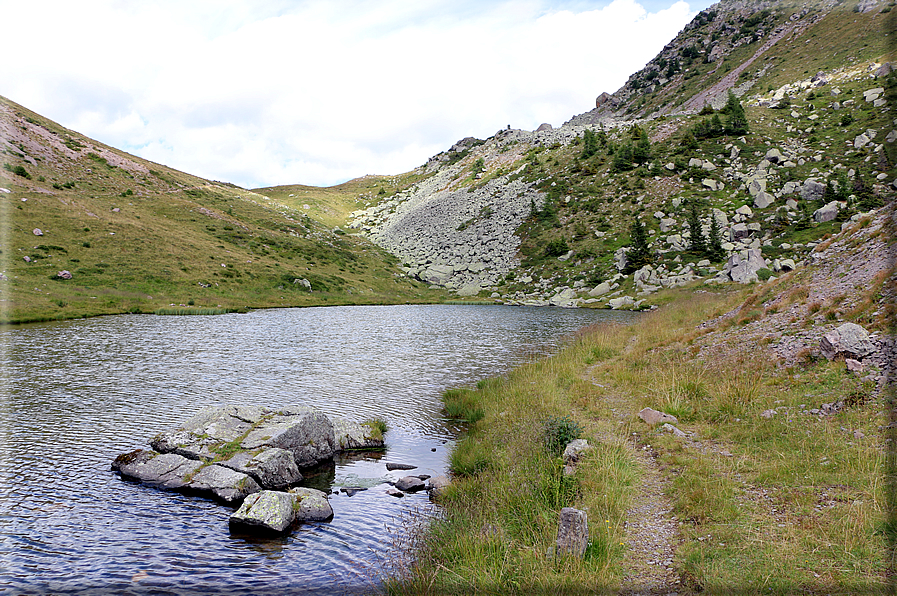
2,0,714,189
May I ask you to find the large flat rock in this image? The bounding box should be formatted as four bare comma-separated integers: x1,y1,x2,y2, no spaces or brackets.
112,449,204,490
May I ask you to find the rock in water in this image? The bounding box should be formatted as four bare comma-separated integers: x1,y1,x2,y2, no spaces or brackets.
288,487,333,521
385,462,417,471
395,476,426,492
556,507,589,558
188,464,260,505
219,447,302,490
229,490,298,534
112,450,204,490
332,418,386,451
239,406,336,468
229,487,334,534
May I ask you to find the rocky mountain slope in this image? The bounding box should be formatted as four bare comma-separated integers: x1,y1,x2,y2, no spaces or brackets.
347,0,895,308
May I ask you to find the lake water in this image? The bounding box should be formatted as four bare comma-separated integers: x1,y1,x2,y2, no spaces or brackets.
0,304,634,594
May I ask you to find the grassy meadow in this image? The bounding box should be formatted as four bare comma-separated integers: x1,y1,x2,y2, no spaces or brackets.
387,286,889,594
0,95,446,324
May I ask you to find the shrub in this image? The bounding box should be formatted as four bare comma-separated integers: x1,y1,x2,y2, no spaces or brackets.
3,163,31,179
541,415,582,456
544,237,570,258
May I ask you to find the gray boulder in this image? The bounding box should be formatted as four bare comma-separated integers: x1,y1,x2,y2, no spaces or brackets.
801,179,827,202
229,490,299,534
150,405,265,461
753,191,775,209
556,507,589,558
820,323,876,360
588,281,612,297
332,418,386,451
395,476,426,492
813,201,840,223
563,439,592,465
725,249,767,283
188,464,260,505
112,450,204,490
240,407,336,468
220,447,302,490
288,487,334,521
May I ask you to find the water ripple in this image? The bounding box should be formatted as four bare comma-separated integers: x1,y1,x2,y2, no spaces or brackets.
0,304,633,593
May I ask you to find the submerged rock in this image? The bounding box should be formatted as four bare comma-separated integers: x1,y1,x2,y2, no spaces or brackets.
395,476,426,492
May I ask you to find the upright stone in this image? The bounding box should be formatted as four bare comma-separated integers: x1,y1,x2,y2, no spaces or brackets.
556,507,589,558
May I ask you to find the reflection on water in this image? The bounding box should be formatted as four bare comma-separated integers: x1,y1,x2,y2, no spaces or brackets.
0,304,635,594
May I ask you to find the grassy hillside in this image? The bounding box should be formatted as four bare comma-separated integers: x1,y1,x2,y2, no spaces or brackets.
0,96,444,324
388,205,893,594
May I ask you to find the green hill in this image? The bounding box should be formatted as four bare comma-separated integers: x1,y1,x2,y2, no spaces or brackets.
0,97,443,323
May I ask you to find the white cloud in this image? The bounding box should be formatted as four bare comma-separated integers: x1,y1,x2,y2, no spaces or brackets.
0,0,712,188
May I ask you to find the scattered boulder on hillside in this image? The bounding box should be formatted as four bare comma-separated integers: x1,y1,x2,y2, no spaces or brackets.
723,248,767,284
801,179,827,202
813,202,841,223
556,507,589,558
638,408,678,426
820,323,876,361
563,439,592,465
32,228,43,236
56,270,72,280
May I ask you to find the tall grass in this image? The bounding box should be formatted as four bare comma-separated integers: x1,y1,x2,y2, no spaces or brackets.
153,307,241,315
388,288,886,593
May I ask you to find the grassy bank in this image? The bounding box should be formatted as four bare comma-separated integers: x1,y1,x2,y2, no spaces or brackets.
387,288,888,594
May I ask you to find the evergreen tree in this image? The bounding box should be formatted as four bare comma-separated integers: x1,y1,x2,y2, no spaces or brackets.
686,200,707,254
723,92,749,136
612,143,634,172
633,129,651,165
706,212,726,262
581,129,599,159
625,218,652,273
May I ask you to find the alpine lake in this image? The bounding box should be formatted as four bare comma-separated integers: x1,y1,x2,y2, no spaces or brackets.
0,304,636,594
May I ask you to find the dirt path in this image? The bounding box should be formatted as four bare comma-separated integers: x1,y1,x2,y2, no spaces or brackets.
588,364,684,595
618,442,683,595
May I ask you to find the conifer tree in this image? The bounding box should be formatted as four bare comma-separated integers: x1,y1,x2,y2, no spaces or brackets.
633,129,651,165
707,212,726,262
612,143,634,172
723,92,749,136
686,200,707,253
625,218,652,273
581,129,599,159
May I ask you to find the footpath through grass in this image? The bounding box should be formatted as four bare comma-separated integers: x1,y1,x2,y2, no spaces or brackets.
387,289,888,594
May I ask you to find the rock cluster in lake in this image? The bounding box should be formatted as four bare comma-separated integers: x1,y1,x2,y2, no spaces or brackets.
112,405,386,533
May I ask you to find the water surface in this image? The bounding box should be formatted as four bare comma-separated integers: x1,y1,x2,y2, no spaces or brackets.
0,304,634,594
